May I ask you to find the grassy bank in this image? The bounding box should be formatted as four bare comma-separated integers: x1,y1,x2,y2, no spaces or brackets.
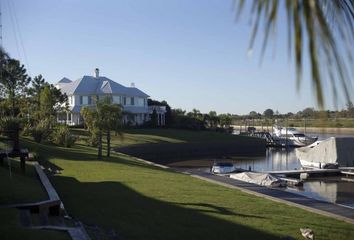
73,128,264,146
0,160,70,240
21,137,354,240
77,128,266,163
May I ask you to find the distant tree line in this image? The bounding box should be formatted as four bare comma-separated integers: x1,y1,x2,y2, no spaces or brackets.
146,99,233,132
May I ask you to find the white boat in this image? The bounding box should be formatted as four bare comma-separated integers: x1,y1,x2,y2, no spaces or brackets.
211,162,236,174
230,172,284,187
272,125,318,147
296,137,354,169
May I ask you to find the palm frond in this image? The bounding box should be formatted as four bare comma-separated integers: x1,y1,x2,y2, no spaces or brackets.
235,0,354,108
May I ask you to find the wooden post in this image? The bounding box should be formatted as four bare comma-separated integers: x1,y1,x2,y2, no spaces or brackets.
20,156,26,175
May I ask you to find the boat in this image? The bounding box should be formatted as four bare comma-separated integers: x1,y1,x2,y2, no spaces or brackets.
211,162,236,174
296,137,354,169
229,172,285,187
272,125,318,147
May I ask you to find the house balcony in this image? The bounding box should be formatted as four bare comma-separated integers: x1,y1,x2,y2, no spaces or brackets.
148,105,166,114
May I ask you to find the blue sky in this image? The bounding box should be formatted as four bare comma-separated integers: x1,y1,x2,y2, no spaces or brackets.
2,0,332,114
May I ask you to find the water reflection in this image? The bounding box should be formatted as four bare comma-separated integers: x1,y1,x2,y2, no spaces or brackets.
232,148,301,172
230,132,354,208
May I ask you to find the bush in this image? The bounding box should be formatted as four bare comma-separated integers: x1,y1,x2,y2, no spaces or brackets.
30,119,51,143
86,129,99,147
0,117,21,135
52,125,77,147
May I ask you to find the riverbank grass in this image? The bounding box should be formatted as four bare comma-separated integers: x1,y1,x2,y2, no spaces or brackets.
0,160,70,240
72,128,261,146
21,137,354,240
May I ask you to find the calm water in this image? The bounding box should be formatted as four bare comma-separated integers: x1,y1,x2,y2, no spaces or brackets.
232,132,354,208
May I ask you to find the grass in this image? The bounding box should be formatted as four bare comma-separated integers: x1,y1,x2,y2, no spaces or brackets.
72,128,260,147
0,208,70,240
0,159,47,205
21,137,354,240
0,158,70,240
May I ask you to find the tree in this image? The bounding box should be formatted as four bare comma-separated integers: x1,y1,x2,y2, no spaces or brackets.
151,109,158,127
301,107,315,118
208,111,219,129
81,97,123,159
27,74,46,111
346,101,354,118
235,0,354,108
249,111,258,118
263,109,274,118
219,113,232,128
0,58,30,116
97,98,123,157
40,85,56,118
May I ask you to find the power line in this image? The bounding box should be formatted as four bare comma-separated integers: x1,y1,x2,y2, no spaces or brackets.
9,0,31,76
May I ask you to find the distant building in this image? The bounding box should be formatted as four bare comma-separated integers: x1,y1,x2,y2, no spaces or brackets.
56,68,166,126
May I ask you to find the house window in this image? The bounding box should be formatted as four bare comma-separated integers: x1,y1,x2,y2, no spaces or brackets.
82,96,88,105
131,97,134,105
137,98,144,106
88,96,92,105
80,96,83,105
113,96,121,104
123,97,126,105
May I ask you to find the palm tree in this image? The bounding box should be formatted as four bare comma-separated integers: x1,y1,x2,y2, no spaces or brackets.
81,97,123,159
235,0,354,108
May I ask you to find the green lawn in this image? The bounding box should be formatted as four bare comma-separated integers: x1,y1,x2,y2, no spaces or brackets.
72,128,260,147
0,159,70,240
0,160,47,205
21,137,354,240
0,208,70,240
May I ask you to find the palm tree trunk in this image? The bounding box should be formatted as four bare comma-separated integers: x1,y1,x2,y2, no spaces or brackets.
98,129,102,160
106,130,111,157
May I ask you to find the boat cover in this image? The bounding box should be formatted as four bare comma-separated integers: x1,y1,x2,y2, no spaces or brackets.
229,172,282,187
296,137,354,167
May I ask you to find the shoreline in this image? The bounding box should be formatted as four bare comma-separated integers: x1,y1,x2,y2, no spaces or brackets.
233,125,354,135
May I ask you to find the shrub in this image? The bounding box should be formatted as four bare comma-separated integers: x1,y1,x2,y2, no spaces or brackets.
30,119,51,143
86,129,99,147
52,125,77,147
0,117,21,137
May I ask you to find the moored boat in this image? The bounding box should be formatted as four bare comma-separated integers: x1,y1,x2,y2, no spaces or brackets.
272,125,318,147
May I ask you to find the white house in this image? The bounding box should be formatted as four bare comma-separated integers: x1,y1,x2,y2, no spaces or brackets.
56,68,166,126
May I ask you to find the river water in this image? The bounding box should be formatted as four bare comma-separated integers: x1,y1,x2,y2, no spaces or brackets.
232,132,354,208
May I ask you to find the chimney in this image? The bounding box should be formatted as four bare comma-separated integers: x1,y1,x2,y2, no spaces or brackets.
94,68,99,78
130,82,135,88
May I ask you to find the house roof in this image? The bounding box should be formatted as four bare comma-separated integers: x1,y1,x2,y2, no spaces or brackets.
58,77,72,83
70,105,150,114
58,75,149,97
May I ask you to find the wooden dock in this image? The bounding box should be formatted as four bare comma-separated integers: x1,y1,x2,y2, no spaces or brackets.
267,169,341,177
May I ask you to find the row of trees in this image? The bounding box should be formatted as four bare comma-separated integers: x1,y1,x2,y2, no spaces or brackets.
147,100,233,132
0,48,125,159
236,104,354,121
0,47,77,149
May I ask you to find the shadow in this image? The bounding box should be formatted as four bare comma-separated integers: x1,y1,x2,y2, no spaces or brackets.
168,202,266,218
20,138,162,172
51,176,280,240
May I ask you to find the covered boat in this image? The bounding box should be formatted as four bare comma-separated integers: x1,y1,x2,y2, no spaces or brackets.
296,137,354,168
229,172,284,187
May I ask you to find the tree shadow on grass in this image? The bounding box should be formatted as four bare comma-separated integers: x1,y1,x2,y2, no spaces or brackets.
51,176,281,240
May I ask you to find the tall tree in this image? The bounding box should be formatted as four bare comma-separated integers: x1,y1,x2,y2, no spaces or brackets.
0,58,30,116
263,109,274,118
27,74,46,111
81,97,123,159
235,0,354,107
